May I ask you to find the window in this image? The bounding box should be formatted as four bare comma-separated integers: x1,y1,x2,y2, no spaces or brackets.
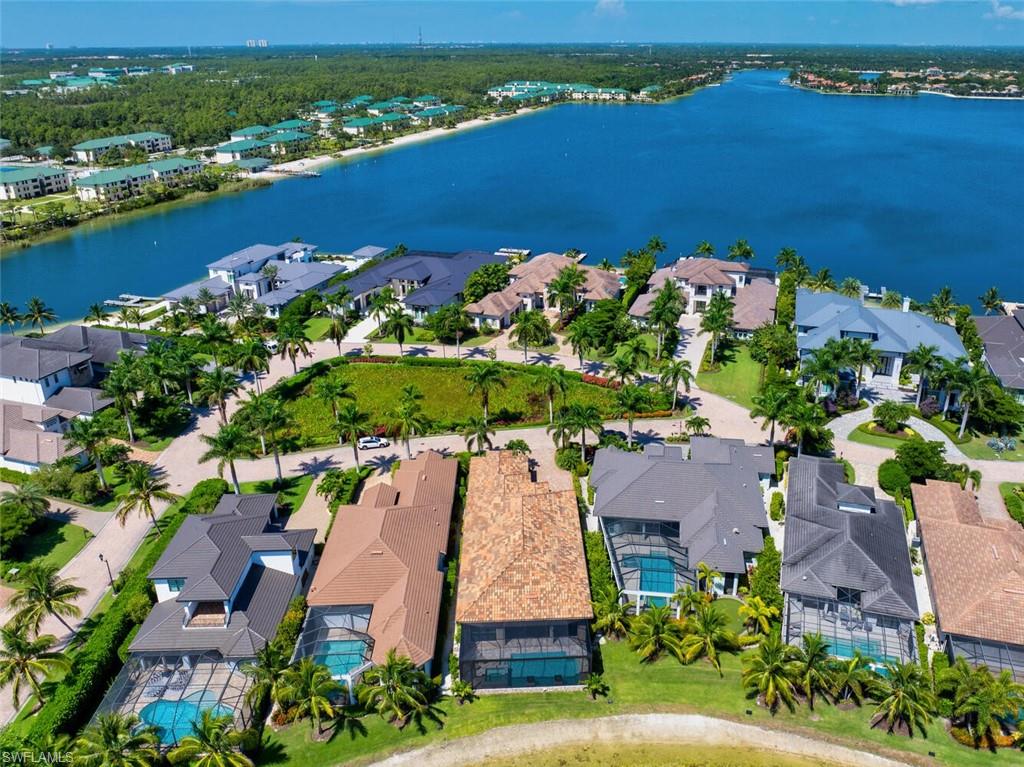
167,579,185,592
837,587,861,606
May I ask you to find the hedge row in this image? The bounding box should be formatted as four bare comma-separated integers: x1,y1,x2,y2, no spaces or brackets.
584,530,614,600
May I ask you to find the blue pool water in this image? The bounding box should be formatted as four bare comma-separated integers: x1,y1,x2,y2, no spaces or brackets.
508,652,580,686
139,691,234,745
830,636,903,665
313,638,368,678
623,554,676,597
3,69,1021,320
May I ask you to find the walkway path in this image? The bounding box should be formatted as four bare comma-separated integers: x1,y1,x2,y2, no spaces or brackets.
368,713,911,767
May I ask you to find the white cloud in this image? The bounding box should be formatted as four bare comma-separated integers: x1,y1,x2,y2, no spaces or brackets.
986,0,1024,19
594,0,626,18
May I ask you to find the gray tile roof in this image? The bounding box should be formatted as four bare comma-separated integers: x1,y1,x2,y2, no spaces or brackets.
254,261,345,308
42,325,149,366
795,289,965,360
0,335,91,380
205,242,315,271
44,386,113,415
591,440,770,573
974,310,1024,390
689,436,776,477
781,456,918,620
162,276,232,302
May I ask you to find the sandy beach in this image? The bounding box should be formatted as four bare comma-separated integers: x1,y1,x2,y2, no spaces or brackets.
265,107,538,178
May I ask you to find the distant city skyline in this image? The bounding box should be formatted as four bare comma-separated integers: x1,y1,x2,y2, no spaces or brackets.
3,1,1024,49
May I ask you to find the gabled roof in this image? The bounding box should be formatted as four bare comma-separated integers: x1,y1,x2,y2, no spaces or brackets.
0,400,81,467
507,252,620,302
0,166,68,184
912,480,1024,647
205,241,314,271
44,386,113,415
592,440,770,573
42,324,149,366
0,335,92,380
456,452,592,624
781,456,918,620
655,257,748,288
795,290,966,360
974,310,1024,390
733,278,778,332
308,451,457,666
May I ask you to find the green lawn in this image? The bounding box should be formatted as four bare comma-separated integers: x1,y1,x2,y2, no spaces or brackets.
281,362,623,448
999,483,1023,526
845,422,918,450
261,638,1011,767
695,343,761,410
304,317,334,342
238,474,314,517
0,518,91,583
956,432,1024,462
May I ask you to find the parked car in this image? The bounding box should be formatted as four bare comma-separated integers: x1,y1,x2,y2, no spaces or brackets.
357,436,390,450
264,339,279,353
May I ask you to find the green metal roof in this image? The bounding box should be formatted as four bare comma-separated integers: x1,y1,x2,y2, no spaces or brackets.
342,117,374,128
389,96,411,103
374,113,410,123
124,131,170,142
311,100,337,108
367,101,394,110
216,139,269,152
72,135,131,151
413,94,440,102
35,146,54,156
266,130,312,143
74,158,199,187
417,105,465,118
268,119,313,131
0,166,68,184
231,125,271,138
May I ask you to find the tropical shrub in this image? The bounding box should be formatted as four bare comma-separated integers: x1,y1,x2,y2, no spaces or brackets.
878,459,911,496
69,472,101,504
0,502,38,560
769,492,785,522
584,531,615,598
182,477,229,514
749,536,783,615
874,401,914,434
275,596,308,653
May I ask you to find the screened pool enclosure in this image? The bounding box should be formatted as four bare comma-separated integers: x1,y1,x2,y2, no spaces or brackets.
459,621,591,690
601,518,692,608
294,606,374,688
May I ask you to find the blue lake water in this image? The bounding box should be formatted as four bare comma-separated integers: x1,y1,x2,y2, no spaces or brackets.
2,69,1022,320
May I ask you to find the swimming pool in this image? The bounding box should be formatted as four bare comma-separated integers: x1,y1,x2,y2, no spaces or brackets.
830,637,903,665
139,691,234,745
508,652,580,687
622,554,676,602
313,638,369,679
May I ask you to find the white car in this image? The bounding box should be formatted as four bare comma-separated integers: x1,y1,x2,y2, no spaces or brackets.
357,436,390,450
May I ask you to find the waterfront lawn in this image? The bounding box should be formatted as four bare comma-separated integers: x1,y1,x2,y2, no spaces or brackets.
0,518,91,583
238,474,313,517
260,638,1007,767
695,343,760,410
281,362,620,448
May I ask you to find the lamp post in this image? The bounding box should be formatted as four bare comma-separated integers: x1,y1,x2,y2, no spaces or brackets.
98,552,113,588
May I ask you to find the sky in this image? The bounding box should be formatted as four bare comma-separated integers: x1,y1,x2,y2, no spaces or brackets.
3,1,1024,49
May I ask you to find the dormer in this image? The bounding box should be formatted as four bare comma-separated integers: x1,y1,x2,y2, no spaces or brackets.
835,483,876,514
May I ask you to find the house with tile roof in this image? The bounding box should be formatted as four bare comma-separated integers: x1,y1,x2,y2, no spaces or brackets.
912,480,1024,680
456,451,593,690
974,309,1024,404
644,257,750,315
781,456,919,664
465,252,620,329
0,401,84,474
214,138,271,164
796,289,966,392
732,278,778,338
299,451,457,688
591,439,773,606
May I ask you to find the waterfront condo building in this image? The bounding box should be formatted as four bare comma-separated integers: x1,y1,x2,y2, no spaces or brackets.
74,158,202,202
456,451,593,690
590,439,773,606
781,456,918,664
0,166,71,200
72,131,173,163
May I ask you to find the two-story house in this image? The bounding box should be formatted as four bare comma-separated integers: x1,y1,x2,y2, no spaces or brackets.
645,257,750,315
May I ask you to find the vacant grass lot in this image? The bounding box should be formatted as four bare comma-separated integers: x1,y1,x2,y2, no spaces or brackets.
261,638,1011,767
282,362,622,447
0,518,91,583
695,343,761,410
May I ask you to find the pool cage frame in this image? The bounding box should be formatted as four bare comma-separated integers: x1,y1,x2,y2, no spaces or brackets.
293,605,375,699
458,620,592,690
944,634,1024,682
92,651,255,748
600,517,693,611
782,593,916,665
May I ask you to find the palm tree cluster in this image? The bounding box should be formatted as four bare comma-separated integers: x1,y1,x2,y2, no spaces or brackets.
749,379,832,455
0,297,56,335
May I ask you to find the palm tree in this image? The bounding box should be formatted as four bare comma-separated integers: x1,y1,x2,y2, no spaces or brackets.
23,297,56,335
775,247,799,272
462,416,494,455
650,282,683,360
197,366,239,424
357,649,432,727
903,343,940,407
628,604,685,662
277,321,311,374
370,287,399,333
935,356,966,417
1,482,51,519
801,343,845,400
168,710,252,767
381,310,415,356
838,276,862,298
699,292,734,363
583,673,610,700
741,633,799,713
429,303,471,359
465,364,506,424
952,669,1024,747
738,595,779,635
927,286,956,324
591,584,632,639
830,651,876,706
726,239,754,262
324,304,352,353
871,661,936,737
566,402,602,464
73,713,161,767
335,402,370,467
117,307,133,329
979,286,1003,315
792,633,833,710
232,336,270,394
246,394,292,484
685,413,711,437
101,354,141,443
695,561,721,595
781,400,830,457
277,658,341,736
750,384,794,446
312,376,353,420
880,290,903,309
390,400,428,459
659,359,693,412
546,407,575,451
547,265,587,323
0,302,21,331
615,384,650,448
596,257,616,271
693,241,715,258
565,315,596,370
197,315,231,365
620,336,652,377
171,344,200,405
0,625,69,708
609,352,637,386
680,603,737,676
241,642,290,717
511,309,551,362
955,363,995,439
85,303,107,325
64,417,111,490
199,424,255,494
847,338,878,399
534,365,569,424
673,584,706,617
9,563,85,634
807,268,836,293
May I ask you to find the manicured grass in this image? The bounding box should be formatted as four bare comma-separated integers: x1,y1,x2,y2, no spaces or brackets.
999,482,1024,527
238,474,314,517
846,422,918,450
713,595,745,634
0,518,91,582
956,432,1024,462
695,343,761,410
304,316,334,341
261,639,1009,767
282,362,621,448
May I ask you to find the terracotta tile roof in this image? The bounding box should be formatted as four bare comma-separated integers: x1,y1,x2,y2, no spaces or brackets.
509,253,620,302
456,452,593,624
733,278,778,331
912,480,1024,646
464,288,523,318
659,257,748,287
307,451,458,666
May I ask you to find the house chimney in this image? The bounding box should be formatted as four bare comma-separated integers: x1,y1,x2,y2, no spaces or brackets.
902,296,911,313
